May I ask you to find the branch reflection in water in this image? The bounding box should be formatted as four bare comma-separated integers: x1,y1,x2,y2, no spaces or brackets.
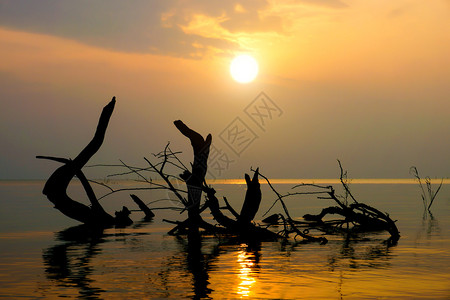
421,211,440,238
43,225,107,299
42,224,396,299
42,219,153,299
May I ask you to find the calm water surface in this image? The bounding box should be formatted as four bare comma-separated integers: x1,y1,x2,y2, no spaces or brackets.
0,180,449,299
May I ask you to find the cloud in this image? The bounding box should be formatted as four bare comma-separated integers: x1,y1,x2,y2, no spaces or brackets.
386,4,414,19
300,0,348,8
0,0,353,59
0,0,203,56
0,0,288,58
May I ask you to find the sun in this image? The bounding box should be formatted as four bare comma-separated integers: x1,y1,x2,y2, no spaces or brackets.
230,55,259,83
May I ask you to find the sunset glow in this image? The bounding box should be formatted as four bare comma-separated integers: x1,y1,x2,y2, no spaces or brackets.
0,1,449,184
0,2,450,299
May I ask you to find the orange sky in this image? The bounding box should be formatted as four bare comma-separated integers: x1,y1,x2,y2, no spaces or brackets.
0,0,449,179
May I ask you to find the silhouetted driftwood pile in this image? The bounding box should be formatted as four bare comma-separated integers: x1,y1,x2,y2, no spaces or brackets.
38,98,400,245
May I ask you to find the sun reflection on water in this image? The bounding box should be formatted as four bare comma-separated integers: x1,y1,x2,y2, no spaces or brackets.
236,243,260,297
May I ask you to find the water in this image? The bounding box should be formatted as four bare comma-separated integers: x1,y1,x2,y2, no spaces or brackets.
0,180,449,299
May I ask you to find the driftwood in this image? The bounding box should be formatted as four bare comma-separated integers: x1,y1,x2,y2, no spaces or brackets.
37,97,134,227
174,120,211,233
38,98,400,247
301,186,400,245
169,121,279,239
148,122,325,242
260,161,400,245
132,121,284,241
202,183,280,240
162,170,280,240
130,194,155,220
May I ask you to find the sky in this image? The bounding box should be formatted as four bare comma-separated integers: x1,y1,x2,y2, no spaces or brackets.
0,0,449,180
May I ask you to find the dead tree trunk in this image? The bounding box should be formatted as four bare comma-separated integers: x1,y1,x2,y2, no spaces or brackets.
238,168,262,225
37,97,130,227
174,120,211,234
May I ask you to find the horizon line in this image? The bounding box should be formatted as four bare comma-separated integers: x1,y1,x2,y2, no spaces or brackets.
1,178,449,185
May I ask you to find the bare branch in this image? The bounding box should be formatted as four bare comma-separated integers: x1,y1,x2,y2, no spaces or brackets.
144,157,187,206
337,159,358,204
254,168,327,243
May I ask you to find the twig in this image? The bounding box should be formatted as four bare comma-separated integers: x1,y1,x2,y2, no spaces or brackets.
144,156,187,206
428,178,443,210
337,159,358,204
410,166,443,211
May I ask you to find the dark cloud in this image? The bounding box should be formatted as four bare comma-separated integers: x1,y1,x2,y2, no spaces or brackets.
0,0,284,58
